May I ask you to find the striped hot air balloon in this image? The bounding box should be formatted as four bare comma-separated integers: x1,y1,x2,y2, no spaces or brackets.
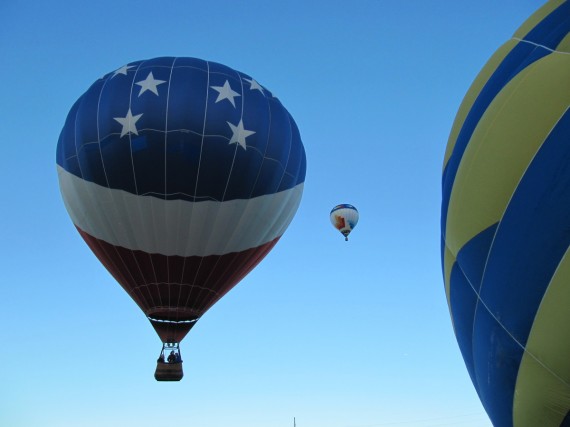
57,57,306,381
441,2,570,426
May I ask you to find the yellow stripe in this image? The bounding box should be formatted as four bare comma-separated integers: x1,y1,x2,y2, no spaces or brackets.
443,244,456,325
513,248,570,427
443,40,518,171
444,0,568,172
556,33,570,54
513,0,566,40
445,53,570,257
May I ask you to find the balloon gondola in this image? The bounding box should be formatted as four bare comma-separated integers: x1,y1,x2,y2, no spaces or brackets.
56,57,306,381
441,2,570,425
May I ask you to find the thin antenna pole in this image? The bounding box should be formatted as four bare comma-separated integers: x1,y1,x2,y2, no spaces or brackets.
294,417,296,427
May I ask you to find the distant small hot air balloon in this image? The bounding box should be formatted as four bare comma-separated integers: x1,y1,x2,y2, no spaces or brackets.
56,57,306,381
330,204,358,241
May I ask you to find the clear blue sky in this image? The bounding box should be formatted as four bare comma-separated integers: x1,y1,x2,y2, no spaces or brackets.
0,1,545,426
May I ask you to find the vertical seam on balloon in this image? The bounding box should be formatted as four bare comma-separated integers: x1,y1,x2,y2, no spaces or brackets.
95,75,110,188
468,106,570,391
250,113,299,249
97,65,157,311
276,109,294,194
248,84,272,199
132,60,161,310
164,58,176,319
221,69,245,202
187,66,245,315
465,59,538,357
180,60,211,315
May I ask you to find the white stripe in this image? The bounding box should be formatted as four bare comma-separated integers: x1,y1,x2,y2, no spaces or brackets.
57,165,303,257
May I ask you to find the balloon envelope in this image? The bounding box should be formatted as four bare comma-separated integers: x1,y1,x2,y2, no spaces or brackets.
330,204,358,240
441,3,570,426
57,57,306,344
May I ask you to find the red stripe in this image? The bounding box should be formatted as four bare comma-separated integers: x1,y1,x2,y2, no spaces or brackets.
76,227,279,342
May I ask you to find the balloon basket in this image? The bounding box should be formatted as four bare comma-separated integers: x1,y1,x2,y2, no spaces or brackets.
155,361,183,381
154,342,184,381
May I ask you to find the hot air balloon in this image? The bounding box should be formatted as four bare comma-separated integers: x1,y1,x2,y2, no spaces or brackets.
56,57,306,381
330,204,358,241
441,2,570,426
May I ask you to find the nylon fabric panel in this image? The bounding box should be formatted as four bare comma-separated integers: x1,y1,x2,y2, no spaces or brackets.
442,241,455,310
56,57,306,202
449,224,498,393
58,165,303,256
558,33,570,52
472,299,523,427
473,105,570,427
441,3,570,426
479,106,570,343
513,0,567,40
449,261,479,392
455,224,497,294
444,53,570,257
77,227,280,321
513,254,570,427
518,1,570,49
442,40,516,171
441,41,550,238
563,412,570,427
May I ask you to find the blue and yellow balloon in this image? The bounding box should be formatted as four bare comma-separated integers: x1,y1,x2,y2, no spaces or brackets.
441,2,570,426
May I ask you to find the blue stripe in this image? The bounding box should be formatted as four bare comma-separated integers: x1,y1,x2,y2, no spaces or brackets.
562,410,570,427
472,108,570,426
441,42,550,236
449,224,498,398
449,262,479,392
56,57,306,202
472,302,522,427
523,1,570,50
441,2,569,239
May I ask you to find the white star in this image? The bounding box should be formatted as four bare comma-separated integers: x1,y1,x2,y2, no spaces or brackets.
113,64,135,77
244,77,264,94
114,109,143,137
211,80,241,107
227,119,255,150
135,72,166,96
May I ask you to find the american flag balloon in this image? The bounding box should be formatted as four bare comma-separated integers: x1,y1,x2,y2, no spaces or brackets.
56,57,306,376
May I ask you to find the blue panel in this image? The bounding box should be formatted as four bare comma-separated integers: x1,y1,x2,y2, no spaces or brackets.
449,261,480,393
480,108,570,346
472,302,522,427
456,224,498,293
450,224,498,395
57,57,306,202
442,1,570,235
441,42,550,237
523,1,570,49
561,410,570,427
470,108,570,427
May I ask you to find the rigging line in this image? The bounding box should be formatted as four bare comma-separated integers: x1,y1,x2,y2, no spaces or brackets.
464,105,570,388
163,58,177,318
247,88,272,199
93,63,157,311
188,70,268,315
220,67,246,202
178,60,211,314
188,71,253,310
127,61,160,311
